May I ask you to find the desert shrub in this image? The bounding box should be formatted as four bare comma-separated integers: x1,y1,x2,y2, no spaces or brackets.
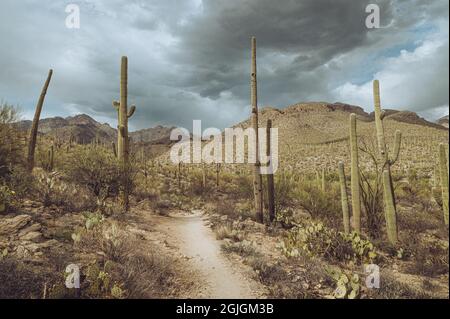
279,221,377,265
0,103,23,180
0,258,57,299
221,240,261,258
5,165,35,198
234,175,254,200
404,234,449,277
397,171,433,210
272,172,297,214
215,224,246,242
294,181,341,228
35,171,94,210
0,185,15,213
65,146,122,200
366,271,434,299
76,220,183,298
360,171,384,239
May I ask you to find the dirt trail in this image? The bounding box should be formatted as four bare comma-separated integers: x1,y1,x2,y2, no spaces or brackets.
142,210,266,299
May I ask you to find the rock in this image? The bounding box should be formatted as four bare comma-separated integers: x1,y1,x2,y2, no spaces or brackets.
15,245,32,259
18,223,42,237
0,215,32,235
242,219,266,232
293,209,311,219
20,231,43,243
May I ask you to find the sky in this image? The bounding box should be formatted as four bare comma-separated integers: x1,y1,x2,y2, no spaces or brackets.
0,0,448,131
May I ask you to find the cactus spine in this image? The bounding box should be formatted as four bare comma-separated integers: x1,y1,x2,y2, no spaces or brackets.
373,80,401,244
266,119,276,223
439,143,449,225
113,57,136,211
350,113,361,233
27,69,53,172
250,36,264,223
338,161,350,234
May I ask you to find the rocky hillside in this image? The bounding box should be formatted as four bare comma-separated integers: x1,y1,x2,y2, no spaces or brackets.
15,114,174,145
217,102,449,174
437,115,449,128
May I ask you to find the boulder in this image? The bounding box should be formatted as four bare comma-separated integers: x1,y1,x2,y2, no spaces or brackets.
0,215,32,235
20,231,43,243
18,223,42,237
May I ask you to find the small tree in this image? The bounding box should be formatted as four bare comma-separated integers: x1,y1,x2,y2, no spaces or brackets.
359,136,384,239
0,103,22,180
65,146,122,202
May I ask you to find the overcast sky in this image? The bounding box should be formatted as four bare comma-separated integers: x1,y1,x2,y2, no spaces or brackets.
0,0,448,130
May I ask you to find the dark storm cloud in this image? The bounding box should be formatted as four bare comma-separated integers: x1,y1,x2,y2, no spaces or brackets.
0,0,448,130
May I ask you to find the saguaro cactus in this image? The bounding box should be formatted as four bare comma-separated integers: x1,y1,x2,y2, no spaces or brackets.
321,168,326,192
111,142,117,158
373,80,402,244
27,69,53,172
338,161,350,234
250,36,264,223
266,119,275,223
113,57,136,211
48,145,54,171
439,143,449,225
215,163,220,187
350,113,361,233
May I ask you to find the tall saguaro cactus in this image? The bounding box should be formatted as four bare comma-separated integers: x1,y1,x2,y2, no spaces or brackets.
439,143,449,225
250,36,264,223
27,69,53,172
266,119,275,223
113,56,136,211
373,80,402,244
350,113,361,233
338,162,350,234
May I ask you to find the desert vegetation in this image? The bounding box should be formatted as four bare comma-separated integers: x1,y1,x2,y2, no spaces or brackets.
0,39,448,299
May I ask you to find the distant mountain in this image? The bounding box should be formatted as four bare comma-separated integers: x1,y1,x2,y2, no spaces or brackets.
233,102,447,146
437,115,449,128
130,125,176,145
14,114,173,145
372,110,446,130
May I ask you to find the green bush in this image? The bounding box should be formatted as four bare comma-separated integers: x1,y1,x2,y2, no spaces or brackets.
294,181,341,228
0,185,14,213
0,103,23,180
65,146,122,200
279,221,377,265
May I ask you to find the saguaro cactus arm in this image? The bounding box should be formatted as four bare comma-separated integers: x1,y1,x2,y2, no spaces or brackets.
128,105,136,118
373,80,387,159
389,130,402,165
